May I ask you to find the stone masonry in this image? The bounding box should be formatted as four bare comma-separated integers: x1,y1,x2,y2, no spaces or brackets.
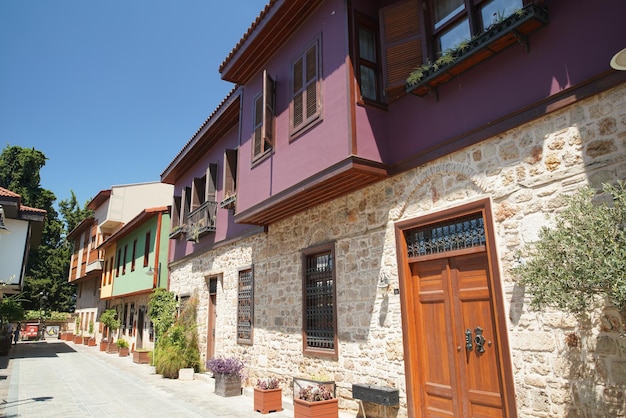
169,82,626,417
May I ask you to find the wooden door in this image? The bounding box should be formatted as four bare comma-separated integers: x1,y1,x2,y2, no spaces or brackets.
206,293,216,360
411,252,504,417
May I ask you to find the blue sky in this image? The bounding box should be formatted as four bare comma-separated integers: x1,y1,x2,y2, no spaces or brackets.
0,1,264,207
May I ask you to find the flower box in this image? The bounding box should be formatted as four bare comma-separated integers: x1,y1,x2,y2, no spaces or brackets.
406,3,549,98
254,387,283,414
214,374,242,397
87,337,96,347
99,340,107,351
73,335,83,344
106,342,118,354
293,398,338,418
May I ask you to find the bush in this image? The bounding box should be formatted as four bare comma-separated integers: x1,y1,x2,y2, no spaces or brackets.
206,357,245,378
514,181,626,318
116,338,129,349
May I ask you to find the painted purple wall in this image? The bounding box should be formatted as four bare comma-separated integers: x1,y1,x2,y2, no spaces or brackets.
384,0,626,164
236,1,353,212
169,124,254,261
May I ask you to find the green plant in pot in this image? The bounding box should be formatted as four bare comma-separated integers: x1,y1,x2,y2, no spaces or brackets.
99,309,120,353
117,338,130,357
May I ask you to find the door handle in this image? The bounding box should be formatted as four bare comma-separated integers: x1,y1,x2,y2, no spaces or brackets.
474,327,486,353
465,329,473,351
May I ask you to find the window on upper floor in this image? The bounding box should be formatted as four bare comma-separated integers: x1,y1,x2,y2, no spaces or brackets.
143,231,150,267
379,0,525,100
237,267,254,345
116,249,122,277
183,186,192,220
354,13,383,104
192,175,206,212
302,242,337,359
171,196,182,229
122,244,128,275
290,37,321,136
131,239,137,272
223,149,238,204
253,70,275,161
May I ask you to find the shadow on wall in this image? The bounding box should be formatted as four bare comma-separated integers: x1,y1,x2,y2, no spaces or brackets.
563,308,626,417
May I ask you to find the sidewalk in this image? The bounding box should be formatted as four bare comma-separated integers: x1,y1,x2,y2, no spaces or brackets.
68,339,354,417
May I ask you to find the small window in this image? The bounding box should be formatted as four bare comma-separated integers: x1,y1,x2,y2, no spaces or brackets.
122,245,128,275
237,267,254,345
355,13,383,104
116,249,122,277
291,38,321,135
143,231,151,267
302,243,337,358
131,239,137,272
253,70,275,160
192,176,206,211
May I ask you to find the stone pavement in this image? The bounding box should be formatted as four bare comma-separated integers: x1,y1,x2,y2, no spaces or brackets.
0,339,354,417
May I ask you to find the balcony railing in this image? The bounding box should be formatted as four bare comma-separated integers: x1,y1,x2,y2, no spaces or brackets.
169,201,218,241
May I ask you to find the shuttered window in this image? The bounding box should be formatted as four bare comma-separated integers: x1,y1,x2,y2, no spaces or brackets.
355,13,383,104
380,0,423,102
291,38,321,136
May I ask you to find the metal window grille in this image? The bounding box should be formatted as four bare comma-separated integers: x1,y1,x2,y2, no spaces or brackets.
405,213,486,257
305,252,334,350
237,269,253,343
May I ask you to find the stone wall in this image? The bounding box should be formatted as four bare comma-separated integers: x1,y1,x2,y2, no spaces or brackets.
168,82,626,417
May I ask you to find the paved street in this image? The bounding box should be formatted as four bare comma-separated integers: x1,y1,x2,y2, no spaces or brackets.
0,339,328,418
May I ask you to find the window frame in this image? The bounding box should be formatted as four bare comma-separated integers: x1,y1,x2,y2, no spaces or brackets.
290,36,322,138
237,266,254,345
301,242,338,359
354,12,384,106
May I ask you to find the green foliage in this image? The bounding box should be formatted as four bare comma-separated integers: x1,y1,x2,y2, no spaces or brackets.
116,338,129,349
0,145,92,313
100,309,120,333
148,288,177,339
514,181,626,319
0,294,25,323
155,295,202,378
23,310,69,321
88,321,94,335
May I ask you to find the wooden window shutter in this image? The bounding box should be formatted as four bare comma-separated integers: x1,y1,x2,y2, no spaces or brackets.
292,57,304,129
305,44,318,119
207,163,217,202
224,149,238,196
380,0,424,102
262,69,275,151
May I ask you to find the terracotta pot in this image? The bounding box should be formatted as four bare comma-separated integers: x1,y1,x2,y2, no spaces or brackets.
254,387,283,414
106,342,118,354
88,338,96,346
214,374,242,397
118,347,129,357
73,335,83,344
99,341,107,351
293,398,338,418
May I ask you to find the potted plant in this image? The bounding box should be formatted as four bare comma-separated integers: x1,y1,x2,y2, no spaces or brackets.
206,356,244,397
99,309,120,354
117,338,130,357
254,377,283,414
87,321,96,346
293,378,338,418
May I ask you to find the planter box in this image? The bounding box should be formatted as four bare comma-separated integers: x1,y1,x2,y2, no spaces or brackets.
254,387,283,414
118,347,129,357
99,341,107,351
106,343,118,354
352,384,399,406
82,336,90,345
406,3,549,97
133,350,151,364
73,335,83,344
293,398,338,418
214,374,242,397
87,338,96,347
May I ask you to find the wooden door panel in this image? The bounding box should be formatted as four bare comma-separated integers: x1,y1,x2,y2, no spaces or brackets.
452,253,504,416
413,259,458,417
